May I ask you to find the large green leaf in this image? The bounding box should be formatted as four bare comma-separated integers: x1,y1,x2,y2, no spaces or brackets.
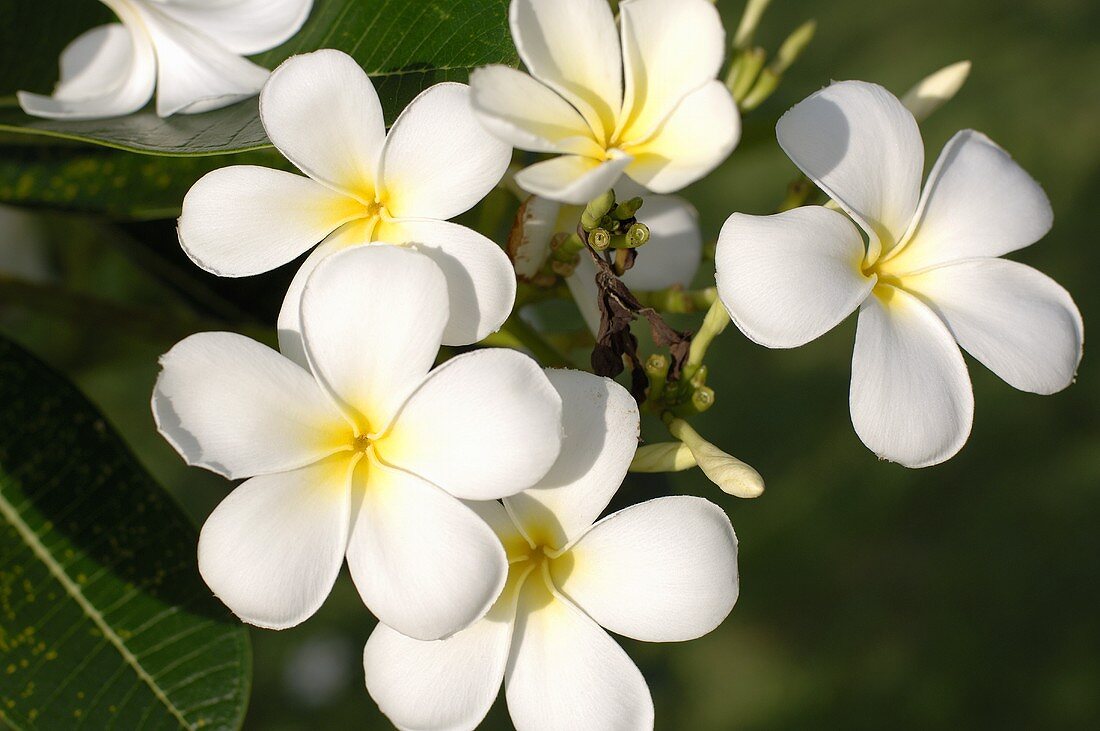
0,145,287,219
0,0,517,156
0,336,250,729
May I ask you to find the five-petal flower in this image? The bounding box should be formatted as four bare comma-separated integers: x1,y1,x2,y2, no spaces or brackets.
18,0,312,119
469,0,740,204
715,80,1084,467
178,49,516,360
364,369,739,731
152,246,563,637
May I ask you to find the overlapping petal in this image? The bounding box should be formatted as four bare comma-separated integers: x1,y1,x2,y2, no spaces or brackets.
17,20,155,119
152,0,313,56
903,259,1083,394
883,130,1055,273
777,80,923,258
468,65,603,156
260,50,386,201
851,286,974,467
152,332,346,479
505,370,638,550
555,497,738,642
179,166,361,276
376,218,517,345
197,456,353,630
345,461,508,641
516,155,633,205
505,578,654,731
378,349,563,501
379,83,512,219
617,0,727,143
510,0,622,143
715,207,875,348
364,567,527,731
300,246,448,433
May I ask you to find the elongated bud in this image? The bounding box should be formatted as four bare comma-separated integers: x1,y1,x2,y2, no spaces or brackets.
733,0,774,49
630,441,697,473
551,232,585,260
729,47,766,102
684,298,732,380
666,416,764,498
690,364,708,388
589,227,611,251
901,60,971,122
612,196,644,220
773,20,816,75
581,190,616,230
691,386,715,413
625,222,650,248
645,353,670,400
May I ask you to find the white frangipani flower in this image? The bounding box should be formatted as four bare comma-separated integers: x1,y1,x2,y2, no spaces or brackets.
512,185,703,333
18,0,312,119
470,0,740,205
152,246,564,637
715,80,1084,467
364,369,739,731
178,49,515,359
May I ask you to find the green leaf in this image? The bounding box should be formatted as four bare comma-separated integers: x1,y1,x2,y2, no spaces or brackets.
0,0,517,156
0,145,288,220
0,336,250,730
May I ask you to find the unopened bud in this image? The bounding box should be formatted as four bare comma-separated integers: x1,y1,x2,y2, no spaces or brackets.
581,190,616,230
901,60,971,122
645,353,670,400
691,386,715,413
626,222,650,248
612,196,644,220
665,416,764,498
773,20,816,75
629,441,697,473
729,47,767,102
589,227,611,251
733,0,774,50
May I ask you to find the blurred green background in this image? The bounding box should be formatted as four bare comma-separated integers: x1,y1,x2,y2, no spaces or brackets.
2,0,1098,728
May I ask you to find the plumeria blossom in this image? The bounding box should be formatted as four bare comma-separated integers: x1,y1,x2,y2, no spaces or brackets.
364,369,739,730
470,0,740,205
512,183,703,333
178,49,514,359
152,246,563,638
18,0,312,119
716,81,1084,467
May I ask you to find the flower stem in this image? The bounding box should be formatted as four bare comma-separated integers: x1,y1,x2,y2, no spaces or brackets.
495,315,573,368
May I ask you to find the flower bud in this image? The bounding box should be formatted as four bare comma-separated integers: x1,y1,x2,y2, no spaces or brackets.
581,190,617,230
901,60,971,122
589,227,612,251
629,441,697,473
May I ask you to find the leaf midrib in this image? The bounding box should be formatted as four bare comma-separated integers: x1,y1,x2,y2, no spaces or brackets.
0,488,195,730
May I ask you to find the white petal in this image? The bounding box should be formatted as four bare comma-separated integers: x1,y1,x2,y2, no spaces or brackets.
620,194,703,291
347,460,508,641
903,259,1083,394
197,456,352,630
276,223,373,368
468,65,603,156
18,22,155,119
465,499,533,562
260,50,386,201
150,0,313,55
300,245,447,432
510,0,622,143
555,496,738,642
715,207,874,348
851,286,974,467
883,130,1055,273
515,155,633,205
137,5,270,116
505,576,654,731
624,80,739,194
617,0,727,143
152,332,346,480
379,83,512,220
505,370,638,550
509,195,565,281
179,165,360,277
363,568,525,731
777,80,923,256
376,218,517,345
379,349,563,501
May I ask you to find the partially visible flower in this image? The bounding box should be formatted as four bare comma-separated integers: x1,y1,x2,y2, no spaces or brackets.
18,0,313,119
470,0,740,204
152,246,563,637
364,369,739,731
716,80,1083,467
178,49,515,360
511,186,703,333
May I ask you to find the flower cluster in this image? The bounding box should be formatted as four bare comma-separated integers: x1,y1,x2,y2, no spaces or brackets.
20,0,1078,727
